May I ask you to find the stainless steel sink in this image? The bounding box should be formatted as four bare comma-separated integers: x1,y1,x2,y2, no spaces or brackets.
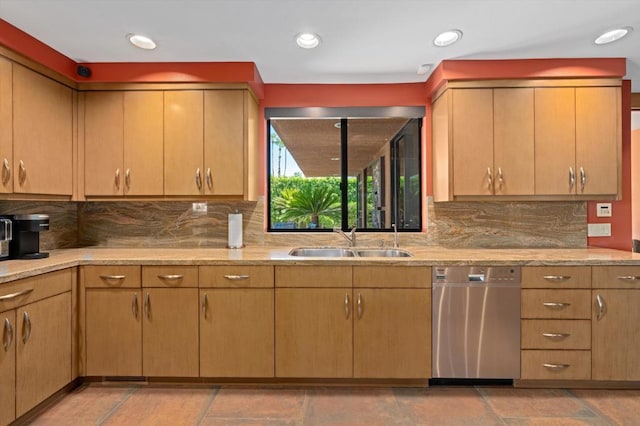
288,247,413,257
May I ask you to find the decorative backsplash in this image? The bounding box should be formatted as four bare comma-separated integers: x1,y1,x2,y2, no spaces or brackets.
0,197,587,250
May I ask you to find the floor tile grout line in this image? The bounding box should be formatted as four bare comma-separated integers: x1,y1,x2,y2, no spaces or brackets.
95,385,141,426
195,386,220,425
566,389,618,426
473,386,510,426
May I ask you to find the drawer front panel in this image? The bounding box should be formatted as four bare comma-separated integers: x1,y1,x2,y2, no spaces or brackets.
142,266,198,288
353,266,431,288
199,266,273,288
592,266,640,289
521,350,591,380
522,267,591,289
82,266,141,288
275,266,352,288
1,269,72,312
521,319,591,350
521,289,591,319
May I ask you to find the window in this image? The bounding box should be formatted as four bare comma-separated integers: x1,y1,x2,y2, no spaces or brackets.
267,107,423,232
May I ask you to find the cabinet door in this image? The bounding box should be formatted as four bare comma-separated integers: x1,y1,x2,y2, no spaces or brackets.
0,310,16,426
493,88,534,195
13,65,73,195
353,289,430,379
142,288,199,377
0,57,12,194
592,290,640,380
534,87,576,195
200,289,274,377
16,292,71,417
575,87,620,196
164,91,203,196
86,289,142,376
275,288,353,378
124,91,164,196
84,91,124,196
204,90,244,196
452,89,494,196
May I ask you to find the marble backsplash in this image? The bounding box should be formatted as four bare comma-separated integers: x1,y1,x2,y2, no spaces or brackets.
0,198,587,250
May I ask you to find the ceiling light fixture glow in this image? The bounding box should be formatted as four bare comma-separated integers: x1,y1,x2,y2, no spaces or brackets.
595,27,633,45
434,29,462,47
296,33,320,49
127,33,157,50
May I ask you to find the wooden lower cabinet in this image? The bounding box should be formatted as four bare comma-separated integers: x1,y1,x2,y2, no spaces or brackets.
200,289,274,377
353,289,430,378
521,350,591,380
16,292,71,417
0,310,16,426
85,289,142,376
142,288,199,377
275,288,353,378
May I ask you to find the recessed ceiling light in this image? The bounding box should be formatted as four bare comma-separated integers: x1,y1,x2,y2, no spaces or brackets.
595,27,633,45
434,29,462,47
417,63,433,75
127,33,157,50
296,33,320,49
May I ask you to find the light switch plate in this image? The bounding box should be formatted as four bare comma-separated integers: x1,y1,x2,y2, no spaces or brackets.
596,203,612,217
588,223,611,237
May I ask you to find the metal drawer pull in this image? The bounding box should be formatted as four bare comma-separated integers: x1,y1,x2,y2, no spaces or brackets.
579,166,586,192
158,274,184,280
18,160,26,185
100,275,126,281
543,302,571,308
0,288,34,301
357,293,363,319
542,333,571,339
543,275,571,281
223,275,250,280
487,167,493,190
132,293,138,319
3,318,13,351
22,311,31,344
596,293,605,321
543,363,570,370
497,167,504,189
2,158,10,184
344,293,350,319
144,293,150,318
115,168,120,188
617,276,640,281
195,168,202,190
569,167,576,190
125,168,131,188
202,293,208,319
206,168,212,190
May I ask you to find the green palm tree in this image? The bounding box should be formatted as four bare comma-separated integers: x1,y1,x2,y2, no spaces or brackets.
274,185,341,228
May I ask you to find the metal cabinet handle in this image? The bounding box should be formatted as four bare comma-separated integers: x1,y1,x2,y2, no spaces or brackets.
2,158,10,185
206,167,212,190
344,293,350,319
487,167,493,190
617,276,640,281
202,293,208,319
579,166,586,192
543,363,570,370
357,293,363,319
596,293,605,321
22,311,31,344
115,168,120,189
158,274,184,281
132,293,138,319
3,318,13,352
100,275,126,281
18,160,26,185
0,288,34,301
543,275,571,282
125,168,131,189
543,302,571,309
542,332,571,339
497,167,504,189
223,275,250,281
144,292,150,319
195,168,202,190
569,167,576,190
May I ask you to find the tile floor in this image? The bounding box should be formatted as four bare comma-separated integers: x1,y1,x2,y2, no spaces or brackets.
29,384,640,425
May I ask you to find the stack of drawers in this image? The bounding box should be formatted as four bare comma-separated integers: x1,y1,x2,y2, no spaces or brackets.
520,266,591,380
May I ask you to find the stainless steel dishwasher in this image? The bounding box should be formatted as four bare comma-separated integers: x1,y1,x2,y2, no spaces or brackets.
432,266,521,379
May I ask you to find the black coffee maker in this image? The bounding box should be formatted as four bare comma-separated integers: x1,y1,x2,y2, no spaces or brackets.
10,214,50,259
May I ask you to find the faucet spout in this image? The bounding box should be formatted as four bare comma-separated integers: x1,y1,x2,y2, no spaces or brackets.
333,227,357,247
392,223,399,248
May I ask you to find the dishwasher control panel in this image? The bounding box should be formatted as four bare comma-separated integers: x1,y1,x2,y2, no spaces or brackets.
433,266,521,284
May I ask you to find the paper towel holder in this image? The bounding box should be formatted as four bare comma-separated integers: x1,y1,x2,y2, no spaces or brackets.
227,210,244,249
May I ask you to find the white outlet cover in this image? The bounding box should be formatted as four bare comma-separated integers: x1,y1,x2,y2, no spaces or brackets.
596,203,612,217
587,223,612,237
192,202,207,213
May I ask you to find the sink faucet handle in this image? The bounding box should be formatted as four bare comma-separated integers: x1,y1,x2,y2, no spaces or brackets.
392,223,399,248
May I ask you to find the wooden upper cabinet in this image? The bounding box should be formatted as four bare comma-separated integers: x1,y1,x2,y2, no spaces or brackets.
0,57,12,194
204,90,244,196
493,88,534,195
575,87,620,196
164,90,204,196
535,87,576,195
12,65,73,195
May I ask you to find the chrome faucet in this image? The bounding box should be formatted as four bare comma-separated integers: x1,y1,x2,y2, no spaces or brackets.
333,227,357,247
392,223,399,248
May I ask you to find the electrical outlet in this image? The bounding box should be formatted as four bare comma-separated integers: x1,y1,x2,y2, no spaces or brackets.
588,223,611,237
596,203,612,217
192,202,207,213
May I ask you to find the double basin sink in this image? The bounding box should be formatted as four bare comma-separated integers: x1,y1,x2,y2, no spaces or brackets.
288,247,413,258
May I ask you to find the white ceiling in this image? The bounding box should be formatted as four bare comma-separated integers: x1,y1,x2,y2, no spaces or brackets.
1,0,640,89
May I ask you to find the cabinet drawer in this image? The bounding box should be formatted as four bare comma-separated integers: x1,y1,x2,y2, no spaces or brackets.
0,269,72,312
522,267,591,289
353,266,430,288
82,266,141,288
199,266,273,288
521,350,591,380
142,266,198,288
521,320,590,350
593,266,640,289
275,266,352,288
521,289,591,319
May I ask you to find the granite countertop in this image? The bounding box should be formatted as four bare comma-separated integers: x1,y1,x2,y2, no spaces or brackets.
1,246,639,284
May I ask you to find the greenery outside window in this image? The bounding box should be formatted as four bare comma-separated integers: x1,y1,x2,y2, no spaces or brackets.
267,107,423,232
